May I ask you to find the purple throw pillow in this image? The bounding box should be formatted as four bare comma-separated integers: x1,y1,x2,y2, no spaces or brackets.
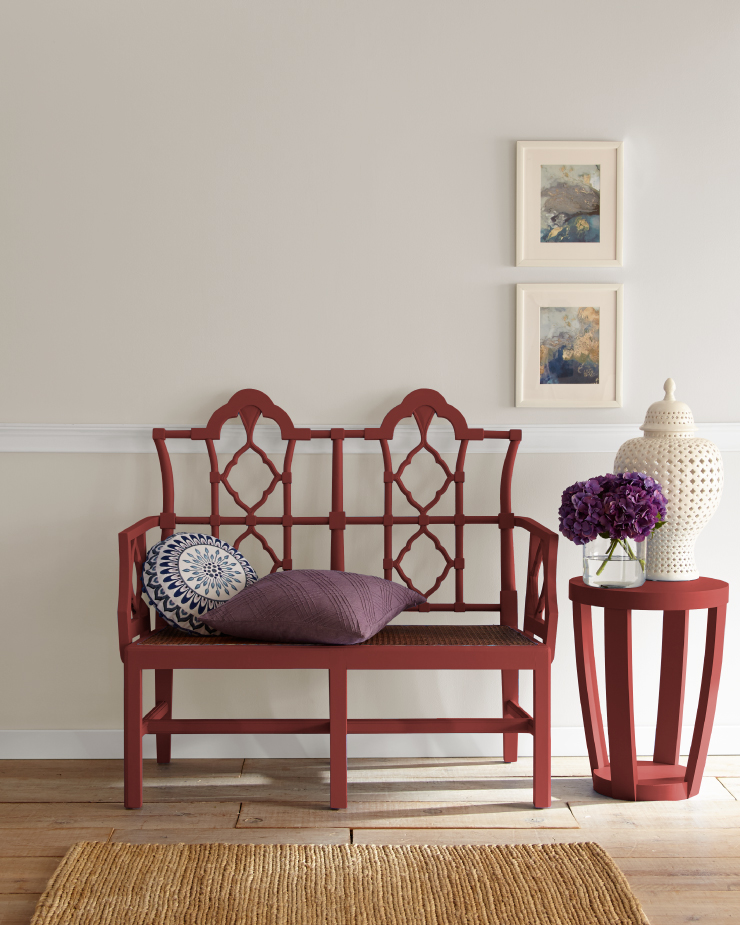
199,569,426,644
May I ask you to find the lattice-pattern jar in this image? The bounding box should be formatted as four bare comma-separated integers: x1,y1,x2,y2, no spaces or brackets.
614,379,723,581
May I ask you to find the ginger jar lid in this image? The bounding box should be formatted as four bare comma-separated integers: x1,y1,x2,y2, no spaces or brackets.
640,378,696,435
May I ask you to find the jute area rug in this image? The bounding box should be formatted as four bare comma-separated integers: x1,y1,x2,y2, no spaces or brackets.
31,842,649,925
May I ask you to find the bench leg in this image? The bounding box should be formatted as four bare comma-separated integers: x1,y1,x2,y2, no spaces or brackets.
532,659,551,809
124,660,144,809
155,669,173,764
329,668,348,809
502,669,519,762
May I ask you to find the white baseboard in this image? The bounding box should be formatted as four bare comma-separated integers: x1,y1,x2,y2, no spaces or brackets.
1,727,737,759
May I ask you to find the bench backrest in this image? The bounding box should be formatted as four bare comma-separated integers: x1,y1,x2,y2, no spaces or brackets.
141,388,555,647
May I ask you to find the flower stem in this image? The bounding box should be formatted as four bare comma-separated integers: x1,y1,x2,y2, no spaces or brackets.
595,537,645,576
620,539,635,560
596,539,619,576
619,538,646,572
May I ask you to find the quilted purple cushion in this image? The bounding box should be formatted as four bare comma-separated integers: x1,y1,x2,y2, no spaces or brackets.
200,569,426,644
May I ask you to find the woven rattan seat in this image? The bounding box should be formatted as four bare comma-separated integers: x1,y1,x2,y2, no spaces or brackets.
138,624,536,647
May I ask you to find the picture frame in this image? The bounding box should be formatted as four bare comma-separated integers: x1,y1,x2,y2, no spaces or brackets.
516,283,623,408
516,141,623,267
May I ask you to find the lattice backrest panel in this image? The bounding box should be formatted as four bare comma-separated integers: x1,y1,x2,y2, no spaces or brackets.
152,388,523,615
363,390,519,611
154,390,309,573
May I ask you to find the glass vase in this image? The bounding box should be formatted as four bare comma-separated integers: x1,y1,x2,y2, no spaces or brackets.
583,536,648,589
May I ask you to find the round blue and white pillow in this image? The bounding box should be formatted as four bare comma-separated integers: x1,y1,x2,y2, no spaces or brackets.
142,533,258,635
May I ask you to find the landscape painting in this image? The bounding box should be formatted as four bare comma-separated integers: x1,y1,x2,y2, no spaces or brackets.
541,165,600,243
540,306,599,385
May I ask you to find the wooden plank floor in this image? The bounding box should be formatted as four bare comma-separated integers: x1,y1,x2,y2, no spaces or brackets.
0,757,738,924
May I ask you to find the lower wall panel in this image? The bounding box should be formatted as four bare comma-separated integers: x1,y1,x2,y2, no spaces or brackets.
2,452,738,754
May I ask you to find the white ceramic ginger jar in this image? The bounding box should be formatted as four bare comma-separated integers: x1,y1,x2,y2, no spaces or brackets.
614,379,723,581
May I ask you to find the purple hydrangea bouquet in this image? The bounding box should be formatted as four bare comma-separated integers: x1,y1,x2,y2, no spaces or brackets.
559,472,667,587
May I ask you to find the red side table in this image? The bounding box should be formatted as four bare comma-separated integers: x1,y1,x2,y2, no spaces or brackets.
569,577,729,801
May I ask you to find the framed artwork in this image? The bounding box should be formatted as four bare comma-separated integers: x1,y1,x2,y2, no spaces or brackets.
516,141,623,266
516,283,623,408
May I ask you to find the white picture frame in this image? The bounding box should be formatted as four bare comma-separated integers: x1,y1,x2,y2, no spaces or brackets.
516,283,623,408
516,141,623,267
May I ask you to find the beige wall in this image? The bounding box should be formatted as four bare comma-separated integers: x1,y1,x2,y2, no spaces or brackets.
2,1,739,755
2,1,740,426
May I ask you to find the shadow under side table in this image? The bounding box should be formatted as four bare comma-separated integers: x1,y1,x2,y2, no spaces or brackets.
569,577,729,801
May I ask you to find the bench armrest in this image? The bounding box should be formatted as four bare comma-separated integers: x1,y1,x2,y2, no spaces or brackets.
515,517,559,659
117,516,159,660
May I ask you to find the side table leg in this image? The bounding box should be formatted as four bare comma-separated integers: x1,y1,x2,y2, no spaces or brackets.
573,602,607,773
653,611,689,766
686,605,727,797
604,608,637,801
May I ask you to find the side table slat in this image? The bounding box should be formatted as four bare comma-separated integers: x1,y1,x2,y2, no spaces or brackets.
573,603,607,772
604,609,638,801
654,610,689,765
686,605,727,797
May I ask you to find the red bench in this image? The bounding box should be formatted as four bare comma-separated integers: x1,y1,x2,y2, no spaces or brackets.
118,389,559,809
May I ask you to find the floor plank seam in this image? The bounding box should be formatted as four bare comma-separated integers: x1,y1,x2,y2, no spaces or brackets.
716,778,738,800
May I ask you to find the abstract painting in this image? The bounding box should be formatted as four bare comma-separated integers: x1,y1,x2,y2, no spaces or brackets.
516,142,622,266
539,306,599,385
516,283,622,407
540,165,600,243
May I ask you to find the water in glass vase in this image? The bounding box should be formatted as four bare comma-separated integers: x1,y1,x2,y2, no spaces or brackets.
583,536,648,589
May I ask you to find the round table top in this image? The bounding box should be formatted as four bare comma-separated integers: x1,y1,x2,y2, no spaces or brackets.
569,576,729,611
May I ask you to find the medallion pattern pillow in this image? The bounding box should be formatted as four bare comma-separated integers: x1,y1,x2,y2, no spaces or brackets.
142,533,258,635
